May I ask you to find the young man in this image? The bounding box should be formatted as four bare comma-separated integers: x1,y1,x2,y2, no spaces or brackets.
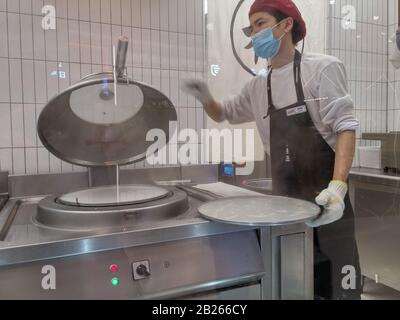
183,0,362,300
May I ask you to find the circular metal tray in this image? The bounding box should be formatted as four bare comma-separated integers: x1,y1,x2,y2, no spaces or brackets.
198,196,320,226
34,187,189,231
38,74,177,167
58,184,170,207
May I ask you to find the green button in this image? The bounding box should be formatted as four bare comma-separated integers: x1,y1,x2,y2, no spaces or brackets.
111,277,119,287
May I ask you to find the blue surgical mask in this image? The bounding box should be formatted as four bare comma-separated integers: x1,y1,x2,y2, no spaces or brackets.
252,22,286,59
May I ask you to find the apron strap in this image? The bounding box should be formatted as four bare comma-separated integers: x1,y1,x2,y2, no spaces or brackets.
265,70,274,118
294,50,305,102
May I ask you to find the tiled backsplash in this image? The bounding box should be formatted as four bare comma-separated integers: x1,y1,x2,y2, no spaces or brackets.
0,0,205,175
326,0,389,167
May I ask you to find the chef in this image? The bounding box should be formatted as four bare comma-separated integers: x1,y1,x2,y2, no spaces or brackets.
182,0,362,300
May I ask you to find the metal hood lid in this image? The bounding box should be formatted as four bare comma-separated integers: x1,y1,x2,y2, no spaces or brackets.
38,76,176,167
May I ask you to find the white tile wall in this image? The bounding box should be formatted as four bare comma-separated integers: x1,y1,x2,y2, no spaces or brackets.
327,0,389,168
0,0,205,174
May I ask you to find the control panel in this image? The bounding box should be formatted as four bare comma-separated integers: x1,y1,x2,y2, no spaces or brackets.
132,260,151,280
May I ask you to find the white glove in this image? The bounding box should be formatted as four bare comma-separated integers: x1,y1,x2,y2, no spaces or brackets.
306,181,348,228
181,79,213,104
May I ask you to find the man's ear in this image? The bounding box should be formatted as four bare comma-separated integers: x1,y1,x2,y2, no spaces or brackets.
282,17,294,33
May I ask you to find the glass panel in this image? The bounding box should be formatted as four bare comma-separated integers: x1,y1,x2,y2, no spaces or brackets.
1,0,400,302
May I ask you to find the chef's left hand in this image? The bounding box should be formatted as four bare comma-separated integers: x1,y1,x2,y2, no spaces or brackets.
306,181,348,228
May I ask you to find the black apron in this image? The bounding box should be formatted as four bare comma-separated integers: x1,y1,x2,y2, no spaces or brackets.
266,50,362,300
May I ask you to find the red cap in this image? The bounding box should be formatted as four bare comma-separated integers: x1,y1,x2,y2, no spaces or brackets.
249,0,306,42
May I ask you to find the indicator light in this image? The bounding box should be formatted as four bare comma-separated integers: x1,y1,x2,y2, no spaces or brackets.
109,264,119,273
111,277,119,287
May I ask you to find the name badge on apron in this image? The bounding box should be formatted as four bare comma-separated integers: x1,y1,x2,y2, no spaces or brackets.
286,105,307,117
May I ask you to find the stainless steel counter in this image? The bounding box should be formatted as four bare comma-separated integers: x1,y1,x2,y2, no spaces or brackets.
350,168,400,183
349,167,400,292
0,166,315,300
0,196,248,265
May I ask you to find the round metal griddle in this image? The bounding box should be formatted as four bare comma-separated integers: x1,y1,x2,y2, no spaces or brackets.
35,188,189,231
198,196,320,226
58,184,170,207
37,73,177,167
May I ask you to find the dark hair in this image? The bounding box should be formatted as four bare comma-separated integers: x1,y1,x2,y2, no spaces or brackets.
269,10,302,45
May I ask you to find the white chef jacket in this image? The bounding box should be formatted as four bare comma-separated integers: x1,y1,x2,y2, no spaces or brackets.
221,52,359,154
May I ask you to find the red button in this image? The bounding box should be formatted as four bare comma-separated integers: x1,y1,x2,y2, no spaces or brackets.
109,264,118,272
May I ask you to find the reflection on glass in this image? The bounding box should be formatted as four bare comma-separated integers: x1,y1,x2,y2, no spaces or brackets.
69,81,144,125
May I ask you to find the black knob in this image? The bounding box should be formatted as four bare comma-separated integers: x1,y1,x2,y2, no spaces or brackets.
136,264,150,277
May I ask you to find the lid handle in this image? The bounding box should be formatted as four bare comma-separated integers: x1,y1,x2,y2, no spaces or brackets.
115,36,129,78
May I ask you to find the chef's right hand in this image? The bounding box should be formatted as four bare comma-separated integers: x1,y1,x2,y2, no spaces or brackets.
306,181,347,228
181,79,214,105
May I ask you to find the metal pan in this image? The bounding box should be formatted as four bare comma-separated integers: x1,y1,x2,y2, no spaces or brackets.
198,196,320,227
